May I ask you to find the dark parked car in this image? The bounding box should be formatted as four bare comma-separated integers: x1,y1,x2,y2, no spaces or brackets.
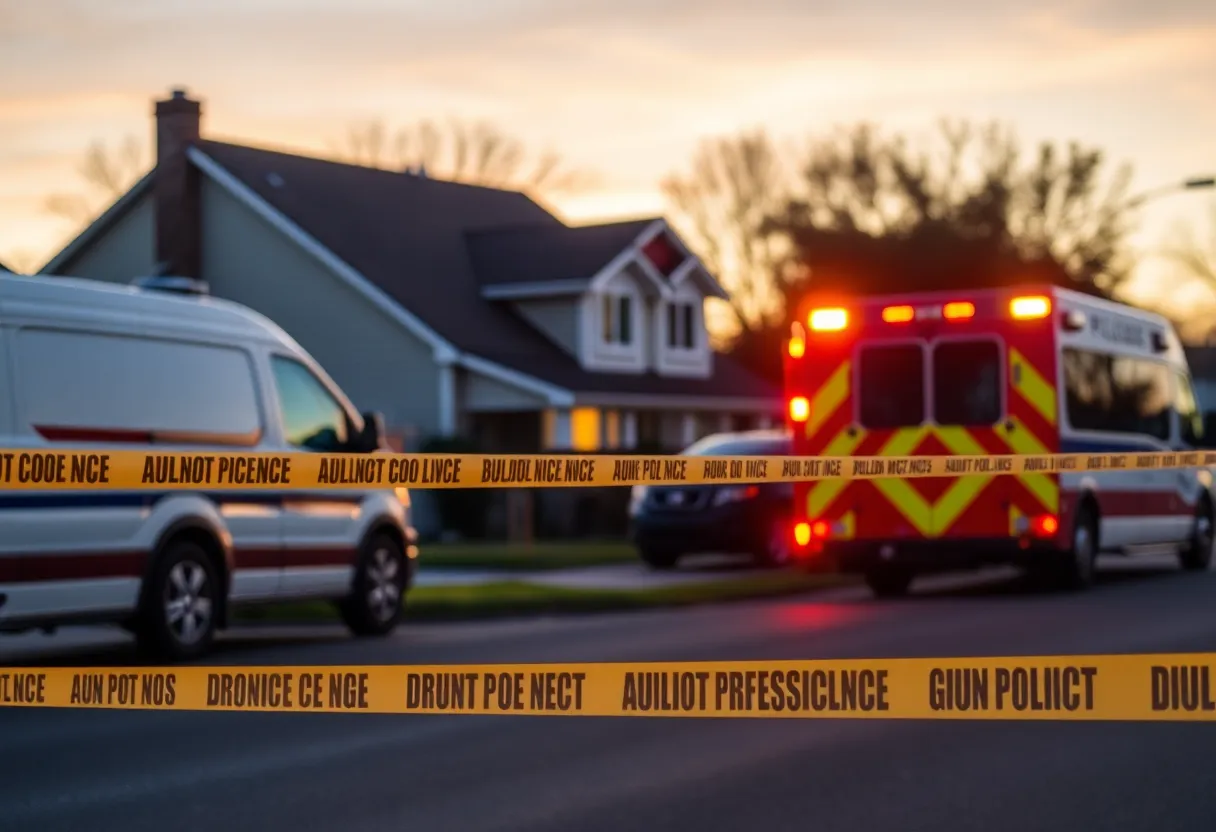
628,430,793,570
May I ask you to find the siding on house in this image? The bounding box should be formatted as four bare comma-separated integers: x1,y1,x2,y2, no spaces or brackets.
198,178,443,436
508,297,581,357
57,195,158,282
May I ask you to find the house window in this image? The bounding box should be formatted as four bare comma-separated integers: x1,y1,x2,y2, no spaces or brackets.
667,302,698,349
602,294,633,345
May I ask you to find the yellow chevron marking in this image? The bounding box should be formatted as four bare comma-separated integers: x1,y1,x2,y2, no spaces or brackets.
995,418,1059,512
806,361,851,441
806,425,867,517
872,428,934,536
1009,348,1057,427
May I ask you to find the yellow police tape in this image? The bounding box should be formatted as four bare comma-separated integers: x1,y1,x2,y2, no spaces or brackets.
1,655,1214,720
2,448,1216,491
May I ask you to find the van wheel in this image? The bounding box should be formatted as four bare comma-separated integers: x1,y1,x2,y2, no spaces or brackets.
136,540,219,661
340,533,406,637
1057,505,1098,591
1180,498,1214,571
865,567,913,598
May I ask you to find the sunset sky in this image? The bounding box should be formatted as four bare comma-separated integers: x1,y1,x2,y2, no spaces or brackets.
2,0,1214,324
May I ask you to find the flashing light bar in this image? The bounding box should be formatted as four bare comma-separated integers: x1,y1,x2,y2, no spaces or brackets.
943,301,976,321
1011,295,1051,320
882,305,915,323
809,308,847,332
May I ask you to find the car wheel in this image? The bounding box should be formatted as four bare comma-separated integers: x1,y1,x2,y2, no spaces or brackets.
136,539,220,661
865,567,913,599
1056,504,1098,591
340,532,407,637
639,547,680,571
753,518,791,568
1179,498,1214,571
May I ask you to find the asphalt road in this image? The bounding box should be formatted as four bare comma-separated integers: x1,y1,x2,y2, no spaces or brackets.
3,557,1216,832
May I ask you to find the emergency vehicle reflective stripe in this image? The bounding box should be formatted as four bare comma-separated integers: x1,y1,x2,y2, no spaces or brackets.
996,418,1059,513
807,361,851,441
1009,348,1057,427
931,427,998,535
1006,348,1060,515
872,427,934,536
807,426,868,517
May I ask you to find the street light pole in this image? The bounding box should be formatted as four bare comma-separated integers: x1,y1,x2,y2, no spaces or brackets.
1126,175,1216,210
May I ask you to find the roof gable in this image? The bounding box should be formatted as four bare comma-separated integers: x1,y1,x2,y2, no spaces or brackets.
466,219,655,290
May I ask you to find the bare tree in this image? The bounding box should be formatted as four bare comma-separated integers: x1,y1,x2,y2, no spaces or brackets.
44,136,147,226
333,117,594,195
660,129,793,338
1165,201,1216,286
773,119,1135,296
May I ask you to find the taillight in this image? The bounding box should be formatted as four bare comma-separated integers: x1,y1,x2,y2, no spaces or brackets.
794,522,811,546
943,301,975,321
1011,295,1051,320
789,397,810,422
809,308,847,332
1030,514,1059,538
811,520,830,538
882,305,914,323
788,337,805,358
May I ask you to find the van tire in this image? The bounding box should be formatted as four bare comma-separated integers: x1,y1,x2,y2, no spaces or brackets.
1179,497,1214,571
340,532,407,637
1056,504,1098,591
135,539,220,661
865,567,913,598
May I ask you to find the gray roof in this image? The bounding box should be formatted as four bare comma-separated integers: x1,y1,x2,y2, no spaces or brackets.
467,219,655,287
196,140,779,401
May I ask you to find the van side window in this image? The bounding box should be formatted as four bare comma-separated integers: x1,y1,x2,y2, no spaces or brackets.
1175,372,1204,447
933,340,1001,426
858,344,924,429
14,328,261,444
271,357,349,452
1062,348,1171,440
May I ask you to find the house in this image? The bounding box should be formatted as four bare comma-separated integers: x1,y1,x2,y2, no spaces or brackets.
39,88,782,536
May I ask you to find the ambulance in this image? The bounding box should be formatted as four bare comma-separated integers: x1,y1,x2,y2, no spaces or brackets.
782,284,1215,597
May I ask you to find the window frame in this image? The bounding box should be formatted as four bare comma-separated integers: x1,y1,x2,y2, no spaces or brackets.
665,300,700,351
13,326,265,446
601,293,634,346
854,339,929,430
928,334,1006,427
269,352,358,453
1061,346,1173,442
1175,370,1204,447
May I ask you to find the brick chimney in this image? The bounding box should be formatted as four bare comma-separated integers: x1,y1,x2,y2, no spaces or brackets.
153,88,202,278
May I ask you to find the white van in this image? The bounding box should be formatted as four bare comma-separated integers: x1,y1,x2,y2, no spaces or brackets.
0,273,417,659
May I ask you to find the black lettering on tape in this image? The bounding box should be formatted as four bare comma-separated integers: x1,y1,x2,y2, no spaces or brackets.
0,672,47,704
621,672,708,712
994,666,1097,711
929,668,989,711
140,673,177,707
406,672,480,711
328,672,370,709
1150,665,1216,712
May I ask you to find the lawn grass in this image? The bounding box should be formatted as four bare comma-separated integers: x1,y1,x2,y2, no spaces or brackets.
418,540,638,571
235,571,853,625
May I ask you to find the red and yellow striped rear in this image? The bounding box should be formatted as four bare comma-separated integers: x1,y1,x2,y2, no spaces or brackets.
783,287,1062,553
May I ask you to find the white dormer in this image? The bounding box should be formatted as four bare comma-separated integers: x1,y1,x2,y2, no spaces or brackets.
480,218,728,377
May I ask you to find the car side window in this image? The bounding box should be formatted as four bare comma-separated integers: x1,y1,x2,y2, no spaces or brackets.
1175,371,1204,447
271,356,349,452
